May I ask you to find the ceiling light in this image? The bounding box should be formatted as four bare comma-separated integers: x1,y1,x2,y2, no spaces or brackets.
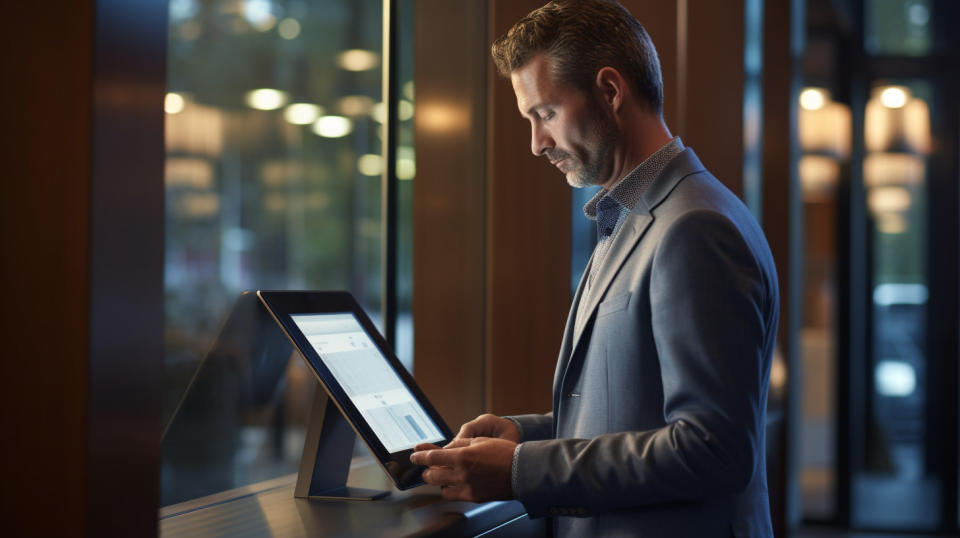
245,88,289,111
358,154,382,176
338,95,374,116
165,92,186,114
799,88,827,111
283,103,322,125
312,116,353,138
278,17,300,39
337,49,380,71
880,86,908,109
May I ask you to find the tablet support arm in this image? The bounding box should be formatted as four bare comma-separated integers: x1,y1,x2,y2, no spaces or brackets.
294,387,390,501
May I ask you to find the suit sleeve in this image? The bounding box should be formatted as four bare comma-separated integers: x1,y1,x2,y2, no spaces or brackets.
512,210,773,518
505,412,554,442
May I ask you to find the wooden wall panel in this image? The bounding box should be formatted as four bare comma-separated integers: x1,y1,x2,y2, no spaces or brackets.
684,0,746,196
484,0,573,417
0,4,93,536
625,0,747,196
621,1,679,133
413,0,490,429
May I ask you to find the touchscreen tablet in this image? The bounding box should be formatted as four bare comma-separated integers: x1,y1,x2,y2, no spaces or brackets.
257,290,454,490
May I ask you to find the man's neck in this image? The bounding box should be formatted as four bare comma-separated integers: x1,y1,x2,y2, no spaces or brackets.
599,113,674,190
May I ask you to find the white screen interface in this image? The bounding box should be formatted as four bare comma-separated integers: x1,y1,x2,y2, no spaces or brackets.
291,313,445,453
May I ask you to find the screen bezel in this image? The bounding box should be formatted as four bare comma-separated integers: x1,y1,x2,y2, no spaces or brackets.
257,290,453,491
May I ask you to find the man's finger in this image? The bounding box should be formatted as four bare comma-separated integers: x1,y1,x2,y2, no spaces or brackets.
410,448,459,467
421,467,461,486
444,437,472,449
413,442,442,452
441,484,462,501
457,422,474,437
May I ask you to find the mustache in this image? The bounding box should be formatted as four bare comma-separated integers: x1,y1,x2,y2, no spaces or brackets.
543,149,572,163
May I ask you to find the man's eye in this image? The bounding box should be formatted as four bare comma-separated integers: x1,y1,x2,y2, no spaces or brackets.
543,111,555,121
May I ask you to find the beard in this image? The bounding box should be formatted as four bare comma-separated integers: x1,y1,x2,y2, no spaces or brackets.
551,100,619,189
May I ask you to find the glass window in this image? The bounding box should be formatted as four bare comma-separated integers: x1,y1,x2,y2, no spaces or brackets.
570,186,600,294
865,0,933,56
853,80,937,529
797,86,850,521
161,0,411,506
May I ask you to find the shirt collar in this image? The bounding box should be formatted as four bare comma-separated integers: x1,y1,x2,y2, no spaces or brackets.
584,137,684,220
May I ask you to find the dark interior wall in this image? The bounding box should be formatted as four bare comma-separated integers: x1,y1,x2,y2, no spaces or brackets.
0,2,166,536
0,4,94,535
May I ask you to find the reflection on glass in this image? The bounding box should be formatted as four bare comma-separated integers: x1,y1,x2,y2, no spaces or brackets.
853,81,938,529
161,0,414,506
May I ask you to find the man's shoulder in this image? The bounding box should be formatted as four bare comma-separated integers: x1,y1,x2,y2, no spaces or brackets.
652,167,776,272
654,168,744,219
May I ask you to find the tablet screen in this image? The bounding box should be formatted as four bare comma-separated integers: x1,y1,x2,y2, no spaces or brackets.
291,312,445,453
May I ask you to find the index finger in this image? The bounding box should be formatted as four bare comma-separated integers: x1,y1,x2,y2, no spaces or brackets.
409,447,459,467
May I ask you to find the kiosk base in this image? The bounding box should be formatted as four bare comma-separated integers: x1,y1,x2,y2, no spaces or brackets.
306,486,390,501
294,386,390,501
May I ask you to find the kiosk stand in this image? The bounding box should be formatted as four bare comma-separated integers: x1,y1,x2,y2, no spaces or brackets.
160,292,543,536
294,384,390,501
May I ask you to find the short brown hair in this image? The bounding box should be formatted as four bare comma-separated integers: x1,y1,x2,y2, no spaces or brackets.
491,0,663,114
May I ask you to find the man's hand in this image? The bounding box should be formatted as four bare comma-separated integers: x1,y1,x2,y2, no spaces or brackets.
410,437,516,502
449,413,520,445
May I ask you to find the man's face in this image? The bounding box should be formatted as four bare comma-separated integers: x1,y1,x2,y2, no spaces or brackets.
510,53,617,188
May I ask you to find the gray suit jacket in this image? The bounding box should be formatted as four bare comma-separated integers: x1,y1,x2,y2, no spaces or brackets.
509,149,778,537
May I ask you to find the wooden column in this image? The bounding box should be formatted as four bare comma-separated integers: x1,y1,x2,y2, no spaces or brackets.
0,2,166,536
0,5,94,535
683,0,748,196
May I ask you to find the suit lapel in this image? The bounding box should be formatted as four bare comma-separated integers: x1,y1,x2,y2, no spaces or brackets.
556,148,708,398
572,210,653,347
552,250,594,401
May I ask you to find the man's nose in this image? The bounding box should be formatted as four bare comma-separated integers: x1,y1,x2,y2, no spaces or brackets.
530,123,553,156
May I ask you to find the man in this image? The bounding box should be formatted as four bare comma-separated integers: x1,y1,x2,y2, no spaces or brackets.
410,1,779,536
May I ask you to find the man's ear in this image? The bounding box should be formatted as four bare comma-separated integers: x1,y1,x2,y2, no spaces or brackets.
595,66,627,113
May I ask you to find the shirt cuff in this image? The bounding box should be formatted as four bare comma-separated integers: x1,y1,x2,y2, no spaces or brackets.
510,442,522,498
